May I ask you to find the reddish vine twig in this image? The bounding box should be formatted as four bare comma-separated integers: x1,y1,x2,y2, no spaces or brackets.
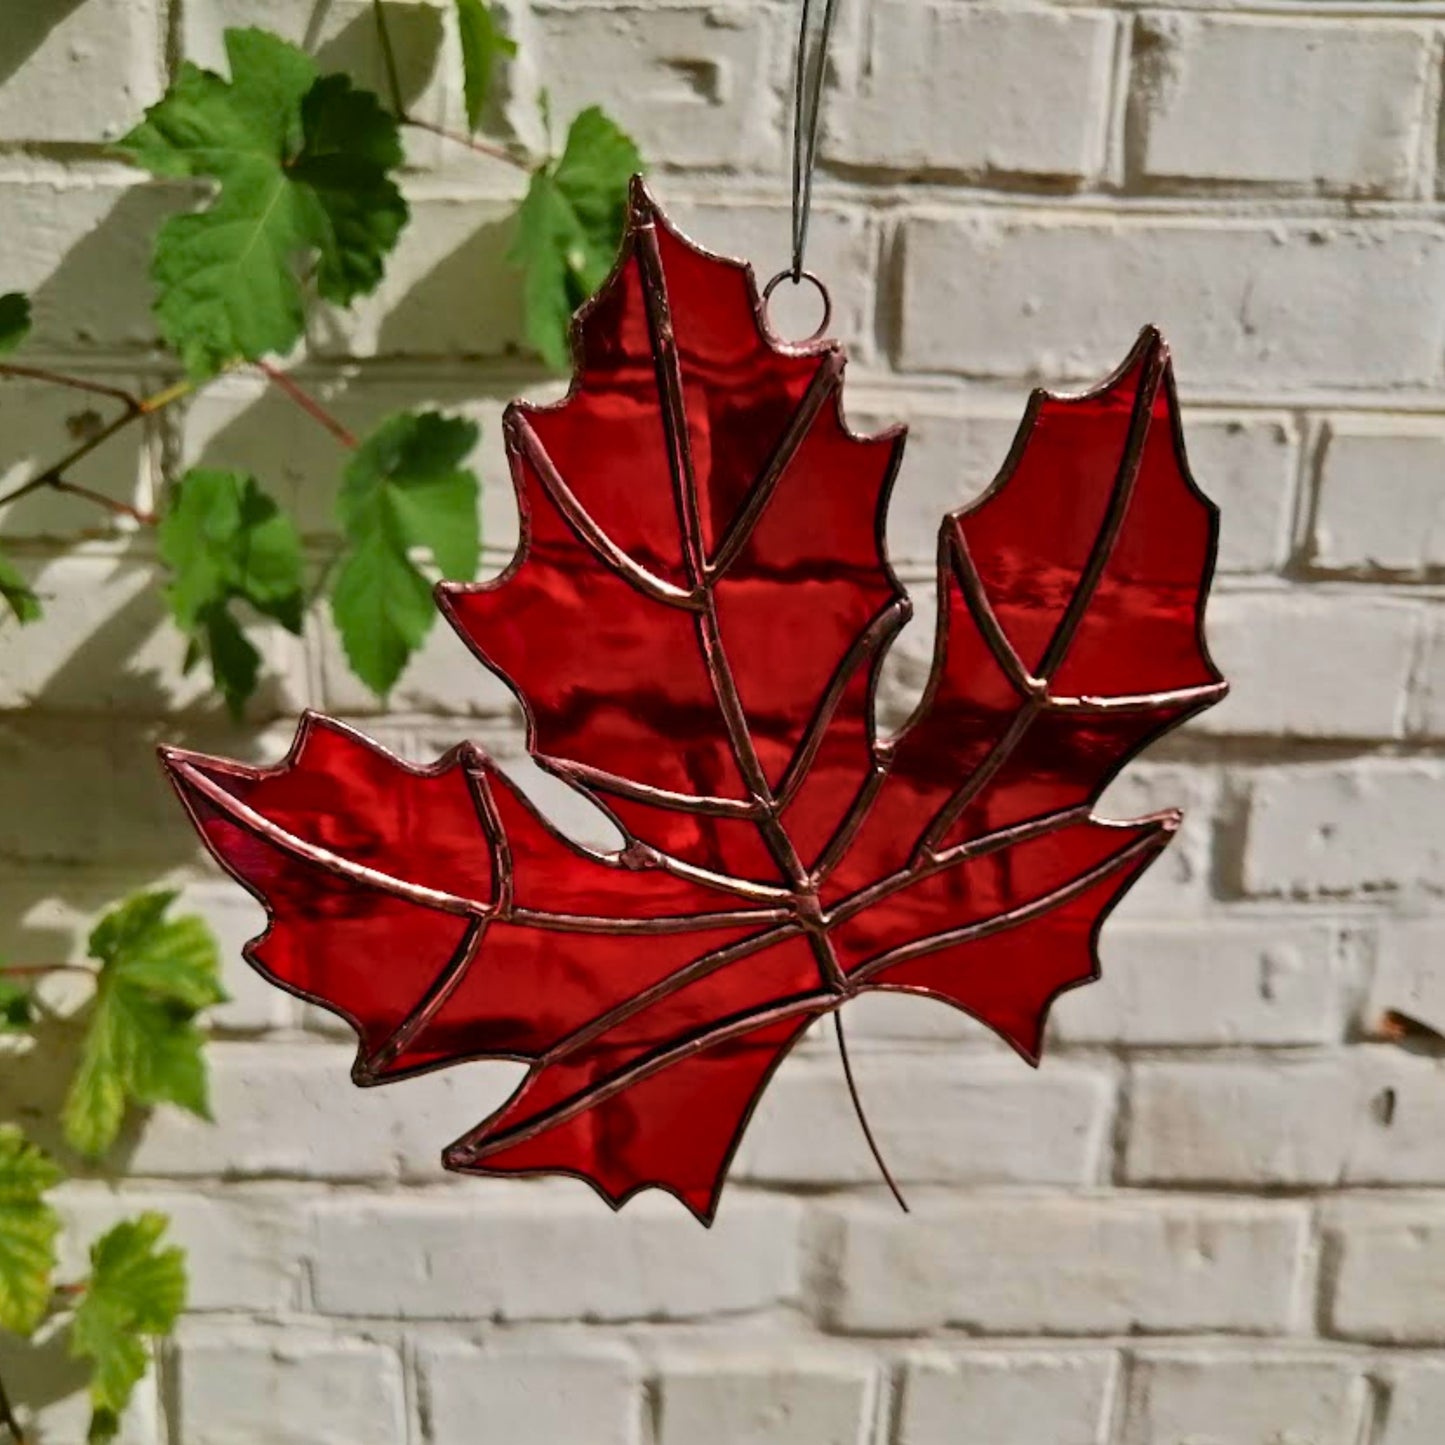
370,0,530,171
0,363,141,409
0,377,193,523
256,361,358,450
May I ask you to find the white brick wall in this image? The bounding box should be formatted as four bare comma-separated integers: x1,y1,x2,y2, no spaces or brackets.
2,1,1444,1441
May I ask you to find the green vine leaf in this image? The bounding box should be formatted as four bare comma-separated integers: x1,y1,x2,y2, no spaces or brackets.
510,106,642,371
0,976,34,1032
62,891,226,1160
70,1213,186,1443
0,292,31,354
0,1126,61,1337
332,410,480,695
0,548,41,625
158,467,305,717
456,0,516,133
117,27,408,378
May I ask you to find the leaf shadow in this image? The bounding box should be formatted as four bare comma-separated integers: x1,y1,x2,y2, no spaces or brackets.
312,1,446,112
312,213,528,362
25,184,184,357
0,1319,95,1441
0,0,90,90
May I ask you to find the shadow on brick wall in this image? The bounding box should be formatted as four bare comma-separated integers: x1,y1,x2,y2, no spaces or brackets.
0,0,90,90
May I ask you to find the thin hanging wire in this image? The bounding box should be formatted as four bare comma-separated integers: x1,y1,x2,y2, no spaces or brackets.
790,0,842,281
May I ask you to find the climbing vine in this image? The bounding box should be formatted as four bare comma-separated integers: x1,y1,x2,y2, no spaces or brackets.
0,4,640,1437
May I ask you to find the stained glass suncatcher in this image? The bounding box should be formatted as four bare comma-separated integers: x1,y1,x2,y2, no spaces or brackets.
161,178,1227,1223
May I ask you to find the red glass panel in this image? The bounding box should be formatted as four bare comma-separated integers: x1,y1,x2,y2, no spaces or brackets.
161,178,1226,1223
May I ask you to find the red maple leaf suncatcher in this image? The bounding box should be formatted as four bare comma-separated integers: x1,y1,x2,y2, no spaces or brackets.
161,179,1228,1224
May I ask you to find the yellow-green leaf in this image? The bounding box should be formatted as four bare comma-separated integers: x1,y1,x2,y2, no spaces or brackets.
71,1213,186,1441
63,892,225,1160
0,1126,61,1336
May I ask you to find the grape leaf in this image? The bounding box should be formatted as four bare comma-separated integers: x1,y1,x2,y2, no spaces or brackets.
456,0,516,133
509,106,642,370
158,467,304,716
0,548,40,625
63,891,225,1159
70,1213,186,1443
0,976,34,1032
331,410,480,696
161,181,1227,1223
0,1126,61,1336
117,27,407,377
0,292,31,354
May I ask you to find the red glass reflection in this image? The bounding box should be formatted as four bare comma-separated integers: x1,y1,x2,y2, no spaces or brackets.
161,178,1227,1224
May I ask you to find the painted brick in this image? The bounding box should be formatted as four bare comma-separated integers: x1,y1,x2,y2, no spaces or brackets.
1125,1051,1445,1188
1383,1360,1445,1445
418,1341,641,1445
174,1330,407,1445
307,191,525,359
655,1355,875,1445
814,1195,1308,1334
310,1189,800,1319
897,1350,1118,1445
866,409,1018,569
0,1,162,144
1095,762,1218,915
1242,762,1445,897
828,4,1114,182
1313,419,1445,575
1408,610,1445,740
118,1042,517,1182
532,4,781,171
1051,918,1345,1047
1188,591,1416,740
0,1321,157,1444
1125,1057,1354,1185
0,553,306,717
1344,1051,1445,1187
0,179,178,354
1326,1202,1445,1343
0,374,155,539
1367,918,1445,1039
735,1053,1112,1187
0,716,201,865
1183,414,1300,573
898,212,1445,390
1131,15,1432,195
1122,1351,1365,1445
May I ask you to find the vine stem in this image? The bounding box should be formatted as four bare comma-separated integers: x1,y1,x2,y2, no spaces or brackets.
833,1012,909,1213
0,377,195,519
371,0,530,170
0,363,140,409
0,1364,26,1445
371,0,407,115
402,117,527,168
256,362,358,450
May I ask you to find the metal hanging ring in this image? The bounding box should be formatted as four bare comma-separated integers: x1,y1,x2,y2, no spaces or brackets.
761,269,833,344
